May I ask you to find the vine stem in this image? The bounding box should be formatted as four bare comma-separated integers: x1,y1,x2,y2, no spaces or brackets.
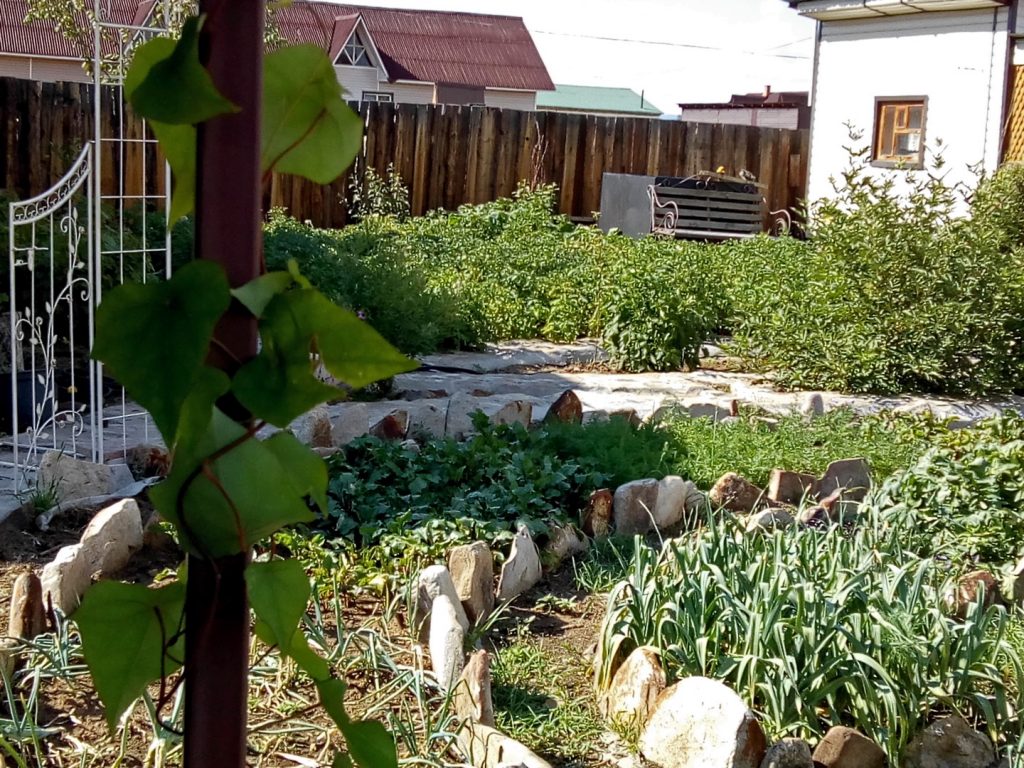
184,0,264,765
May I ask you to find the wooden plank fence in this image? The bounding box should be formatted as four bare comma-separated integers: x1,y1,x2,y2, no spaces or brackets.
0,77,808,229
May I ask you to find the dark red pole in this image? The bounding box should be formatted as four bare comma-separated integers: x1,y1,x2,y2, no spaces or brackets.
185,0,264,765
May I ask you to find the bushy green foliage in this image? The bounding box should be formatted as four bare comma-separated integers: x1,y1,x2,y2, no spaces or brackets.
721,149,1024,395
265,186,728,371
598,520,1023,761
319,418,607,565
866,414,1024,569
348,163,411,222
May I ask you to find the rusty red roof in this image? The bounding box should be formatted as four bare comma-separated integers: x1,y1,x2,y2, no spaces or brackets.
276,2,554,91
2,0,554,92
0,0,142,59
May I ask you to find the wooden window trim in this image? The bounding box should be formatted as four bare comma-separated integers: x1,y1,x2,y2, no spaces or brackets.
871,96,928,170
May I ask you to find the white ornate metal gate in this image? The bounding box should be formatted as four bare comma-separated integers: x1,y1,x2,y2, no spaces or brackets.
6,0,172,488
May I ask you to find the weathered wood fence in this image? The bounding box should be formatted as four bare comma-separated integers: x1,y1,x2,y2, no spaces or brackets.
1,77,809,228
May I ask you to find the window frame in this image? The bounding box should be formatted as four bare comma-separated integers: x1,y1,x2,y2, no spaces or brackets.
871,96,928,170
337,30,373,68
361,91,394,103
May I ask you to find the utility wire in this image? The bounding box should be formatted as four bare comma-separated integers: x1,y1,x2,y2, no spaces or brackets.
532,29,812,59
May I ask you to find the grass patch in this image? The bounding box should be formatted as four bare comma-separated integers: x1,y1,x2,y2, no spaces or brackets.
491,625,603,765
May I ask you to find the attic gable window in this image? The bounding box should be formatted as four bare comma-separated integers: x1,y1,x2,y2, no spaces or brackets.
338,30,373,67
873,98,927,169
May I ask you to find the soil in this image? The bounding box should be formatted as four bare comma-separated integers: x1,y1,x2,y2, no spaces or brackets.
0,510,611,768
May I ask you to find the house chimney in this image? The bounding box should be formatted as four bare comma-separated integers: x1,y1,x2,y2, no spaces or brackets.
763,84,771,98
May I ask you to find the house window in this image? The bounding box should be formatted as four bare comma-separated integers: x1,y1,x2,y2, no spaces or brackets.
338,30,373,67
873,98,926,168
362,91,394,103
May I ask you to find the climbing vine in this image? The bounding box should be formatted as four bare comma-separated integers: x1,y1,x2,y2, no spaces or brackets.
71,13,410,766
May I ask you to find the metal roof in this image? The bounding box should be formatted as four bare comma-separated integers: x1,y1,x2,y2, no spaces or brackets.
0,0,141,59
787,0,1010,20
276,2,554,91
2,0,554,92
536,84,662,116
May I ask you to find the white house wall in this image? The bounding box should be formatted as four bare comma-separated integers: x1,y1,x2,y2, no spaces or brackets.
808,7,1009,205
0,55,87,83
484,88,536,110
334,64,383,101
389,82,435,105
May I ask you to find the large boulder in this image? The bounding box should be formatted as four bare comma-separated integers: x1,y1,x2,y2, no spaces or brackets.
613,479,659,536
582,488,614,538
40,544,92,615
745,508,795,534
760,739,813,768
457,722,552,768
544,389,583,425
413,565,470,642
811,726,885,768
289,405,334,448
653,476,691,531
448,542,495,625
639,677,766,768
37,451,135,505
496,526,542,602
710,473,765,514
79,499,144,575
903,715,995,768
7,572,46,640
815,458,871,503
766,470,816,506
600,646,665,730
454,649,495,727
947,570,1001,619
428,593,465,693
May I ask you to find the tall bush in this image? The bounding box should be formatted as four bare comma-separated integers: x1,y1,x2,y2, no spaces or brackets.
723,150,1024,395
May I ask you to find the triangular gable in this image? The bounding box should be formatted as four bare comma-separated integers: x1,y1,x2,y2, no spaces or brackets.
330,14,388,78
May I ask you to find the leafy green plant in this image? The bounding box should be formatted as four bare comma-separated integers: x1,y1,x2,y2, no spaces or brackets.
598,518,1023,761
320,418,607,572
866,414,1024,568
348,163,410,222
721,137,1024,396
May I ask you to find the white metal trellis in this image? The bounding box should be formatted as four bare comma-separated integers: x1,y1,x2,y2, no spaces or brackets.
6,0,173,488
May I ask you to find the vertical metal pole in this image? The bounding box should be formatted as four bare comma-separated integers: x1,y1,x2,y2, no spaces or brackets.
92,0,104,463
8,202,18,488
184,0,264,765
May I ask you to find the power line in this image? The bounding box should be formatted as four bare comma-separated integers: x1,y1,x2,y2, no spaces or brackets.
532,29,812,60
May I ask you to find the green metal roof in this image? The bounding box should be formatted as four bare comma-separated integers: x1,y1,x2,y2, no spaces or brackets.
536,84,663,116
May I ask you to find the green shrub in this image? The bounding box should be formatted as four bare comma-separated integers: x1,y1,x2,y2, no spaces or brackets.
598,520,1023,761
866,414,1024,569
721,147,1024,395
265,185,728,371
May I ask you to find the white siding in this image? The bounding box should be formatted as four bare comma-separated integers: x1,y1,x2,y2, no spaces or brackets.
30,57,88,83
0,55,87,83
334,64,382,101
0,55,31,80
808,7,1009,206
389,82,435,105
679,107,800,129
484,88,536,110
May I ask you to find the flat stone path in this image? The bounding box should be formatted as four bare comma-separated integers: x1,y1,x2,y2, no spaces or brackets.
3,340,1022,524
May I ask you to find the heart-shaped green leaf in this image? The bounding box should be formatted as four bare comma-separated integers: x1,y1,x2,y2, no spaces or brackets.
76,580,186,729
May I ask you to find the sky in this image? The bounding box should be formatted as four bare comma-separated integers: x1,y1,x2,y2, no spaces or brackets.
327,0,817,115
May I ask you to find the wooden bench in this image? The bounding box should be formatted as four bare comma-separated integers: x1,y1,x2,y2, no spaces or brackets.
647,173,791,241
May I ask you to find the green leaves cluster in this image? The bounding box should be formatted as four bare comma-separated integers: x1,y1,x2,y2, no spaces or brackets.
126,19,361,222
77,17,409,766
320,419,607,569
